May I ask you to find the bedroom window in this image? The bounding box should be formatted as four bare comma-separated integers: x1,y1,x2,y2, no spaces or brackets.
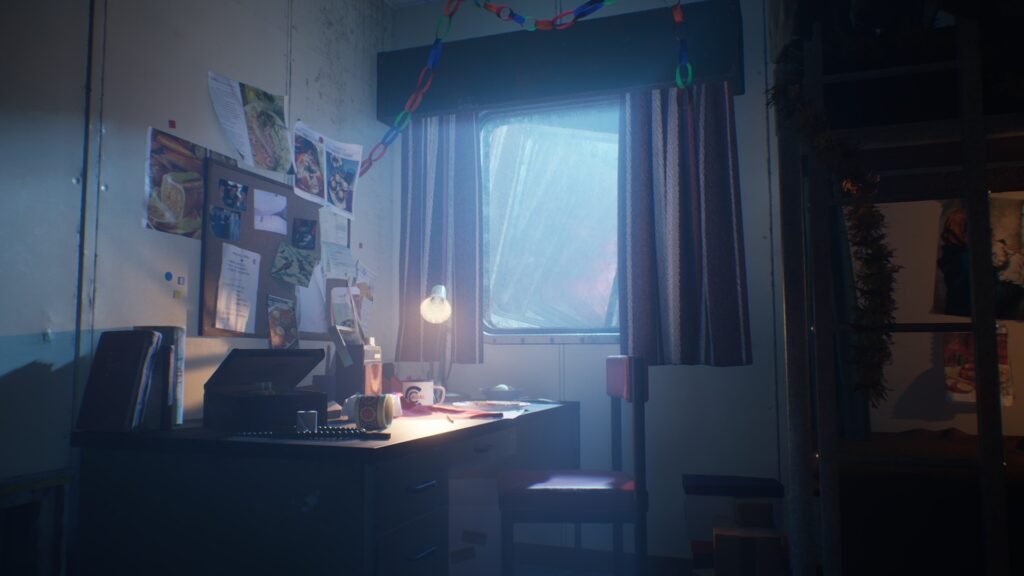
479,100,620,335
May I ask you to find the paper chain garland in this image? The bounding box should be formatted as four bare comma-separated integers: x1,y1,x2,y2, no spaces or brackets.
358,0,692,178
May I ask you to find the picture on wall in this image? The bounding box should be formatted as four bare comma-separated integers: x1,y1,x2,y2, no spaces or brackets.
942,329,1014,407
208,71,291,173
145,128,207,239
293,121,325,204
325,139,362,218
933,198,1024,319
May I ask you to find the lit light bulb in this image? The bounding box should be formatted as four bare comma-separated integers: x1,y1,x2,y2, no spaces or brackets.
420,284,452,324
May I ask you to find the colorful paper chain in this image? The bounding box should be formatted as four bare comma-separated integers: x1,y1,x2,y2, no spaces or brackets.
359,0,689,177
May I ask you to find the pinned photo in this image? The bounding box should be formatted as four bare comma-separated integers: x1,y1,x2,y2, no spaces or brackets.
293,122,325,203
254,189,288,235
209,206,241,241
271,241,319,288
219,178,248,211
292,217,317,250
267,295,299,349
324,139,362,219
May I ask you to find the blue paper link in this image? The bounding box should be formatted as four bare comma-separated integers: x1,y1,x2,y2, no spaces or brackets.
382,126,401,146
574,0,604,19
428,38,443,69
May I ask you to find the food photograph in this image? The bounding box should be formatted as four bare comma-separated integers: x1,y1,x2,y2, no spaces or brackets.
145,128,207,239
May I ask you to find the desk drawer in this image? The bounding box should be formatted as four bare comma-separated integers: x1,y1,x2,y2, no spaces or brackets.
447,427,514,475
376,510,447,576
374,454,447,530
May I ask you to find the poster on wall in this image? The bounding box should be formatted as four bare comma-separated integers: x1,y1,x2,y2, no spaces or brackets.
208,71,291,173
933,198,1024,319
942,329,1014,407
144,128,207,239
292,121,325,204
324,138,362,219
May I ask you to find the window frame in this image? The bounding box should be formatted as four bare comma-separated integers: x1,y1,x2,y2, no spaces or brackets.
476,97,622,342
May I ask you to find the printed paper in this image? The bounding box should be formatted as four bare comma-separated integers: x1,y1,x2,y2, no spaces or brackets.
145,128,207,238
215,243,260,333
293,121,326,204
942,329,1014,406
296,263,328,334
271,241,319,288
320,206,350,246
268,295,299,349
324,138,362,218
208,71,291,173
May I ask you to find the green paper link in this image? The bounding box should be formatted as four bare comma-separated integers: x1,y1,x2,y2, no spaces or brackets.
435,14,454,40
394,110,412,132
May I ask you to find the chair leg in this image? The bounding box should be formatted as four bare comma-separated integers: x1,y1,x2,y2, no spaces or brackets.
613,522,624,576
501,517,515,576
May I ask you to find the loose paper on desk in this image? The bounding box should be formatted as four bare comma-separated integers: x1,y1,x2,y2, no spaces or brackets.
208,71,291,173
297,263,328,334
215,243,260,333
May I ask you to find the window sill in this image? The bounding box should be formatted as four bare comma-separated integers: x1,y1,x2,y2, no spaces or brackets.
483,333,620,346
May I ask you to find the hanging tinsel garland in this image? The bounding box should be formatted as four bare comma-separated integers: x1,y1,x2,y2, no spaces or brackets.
769,44,900,406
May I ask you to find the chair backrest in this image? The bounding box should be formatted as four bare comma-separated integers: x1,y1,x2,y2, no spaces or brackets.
606,355,647,402
606,355,648,472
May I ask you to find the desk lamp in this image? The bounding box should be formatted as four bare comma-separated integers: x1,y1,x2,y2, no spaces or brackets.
420,284,451,386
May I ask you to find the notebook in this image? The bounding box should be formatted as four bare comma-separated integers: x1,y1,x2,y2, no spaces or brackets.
77,329,163,432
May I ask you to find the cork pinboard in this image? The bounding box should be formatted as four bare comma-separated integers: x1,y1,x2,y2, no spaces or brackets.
200,160,338,341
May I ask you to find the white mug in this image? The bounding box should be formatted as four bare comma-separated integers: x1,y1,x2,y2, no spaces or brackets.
402,380,446,407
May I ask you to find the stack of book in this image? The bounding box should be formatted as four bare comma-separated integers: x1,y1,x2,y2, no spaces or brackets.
76,329,168,432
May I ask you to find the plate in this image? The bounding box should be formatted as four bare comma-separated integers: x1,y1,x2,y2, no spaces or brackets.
452,401,530,412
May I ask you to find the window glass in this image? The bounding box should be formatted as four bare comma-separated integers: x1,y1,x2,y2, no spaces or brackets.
480,101,619,333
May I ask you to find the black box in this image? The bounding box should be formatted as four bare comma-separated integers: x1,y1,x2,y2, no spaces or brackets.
203,349,325,432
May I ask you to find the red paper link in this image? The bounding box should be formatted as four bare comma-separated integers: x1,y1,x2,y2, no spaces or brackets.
443,0,463,17
672,3,684,24
552,9,575,29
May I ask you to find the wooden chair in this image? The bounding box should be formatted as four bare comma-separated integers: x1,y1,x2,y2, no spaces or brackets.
498,355,648,576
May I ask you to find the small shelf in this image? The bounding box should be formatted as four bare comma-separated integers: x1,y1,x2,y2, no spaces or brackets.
837,322,973,334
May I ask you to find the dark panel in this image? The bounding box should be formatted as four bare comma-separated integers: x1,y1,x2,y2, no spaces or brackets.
377,1,743,123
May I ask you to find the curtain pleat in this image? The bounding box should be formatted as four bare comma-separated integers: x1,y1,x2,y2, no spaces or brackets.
396,113,483,365
620,83,752,367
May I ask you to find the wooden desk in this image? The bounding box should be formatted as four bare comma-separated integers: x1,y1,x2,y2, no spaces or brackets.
72,402,578,576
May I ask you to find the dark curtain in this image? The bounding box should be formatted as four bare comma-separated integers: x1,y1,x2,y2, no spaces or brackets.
618,83,752,366
396,112,484,365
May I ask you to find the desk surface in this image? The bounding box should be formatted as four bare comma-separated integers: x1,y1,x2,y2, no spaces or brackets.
73,402,574,463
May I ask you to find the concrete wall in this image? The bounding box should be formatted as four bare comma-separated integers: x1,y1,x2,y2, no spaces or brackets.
391,0,783,558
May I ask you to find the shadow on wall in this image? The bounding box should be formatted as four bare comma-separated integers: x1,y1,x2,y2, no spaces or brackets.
890,334,974,422
0,357,78,479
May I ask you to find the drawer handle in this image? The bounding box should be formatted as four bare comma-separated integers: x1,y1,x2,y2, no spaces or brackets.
408,545,438,562
409,479,438,493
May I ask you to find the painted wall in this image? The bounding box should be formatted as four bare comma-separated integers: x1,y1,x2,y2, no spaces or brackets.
1,0,397,479
391,0,783,558
0,0,90,480
82,0,397,422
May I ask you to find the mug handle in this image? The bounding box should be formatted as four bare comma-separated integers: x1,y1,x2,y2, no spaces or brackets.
434,385,446,405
